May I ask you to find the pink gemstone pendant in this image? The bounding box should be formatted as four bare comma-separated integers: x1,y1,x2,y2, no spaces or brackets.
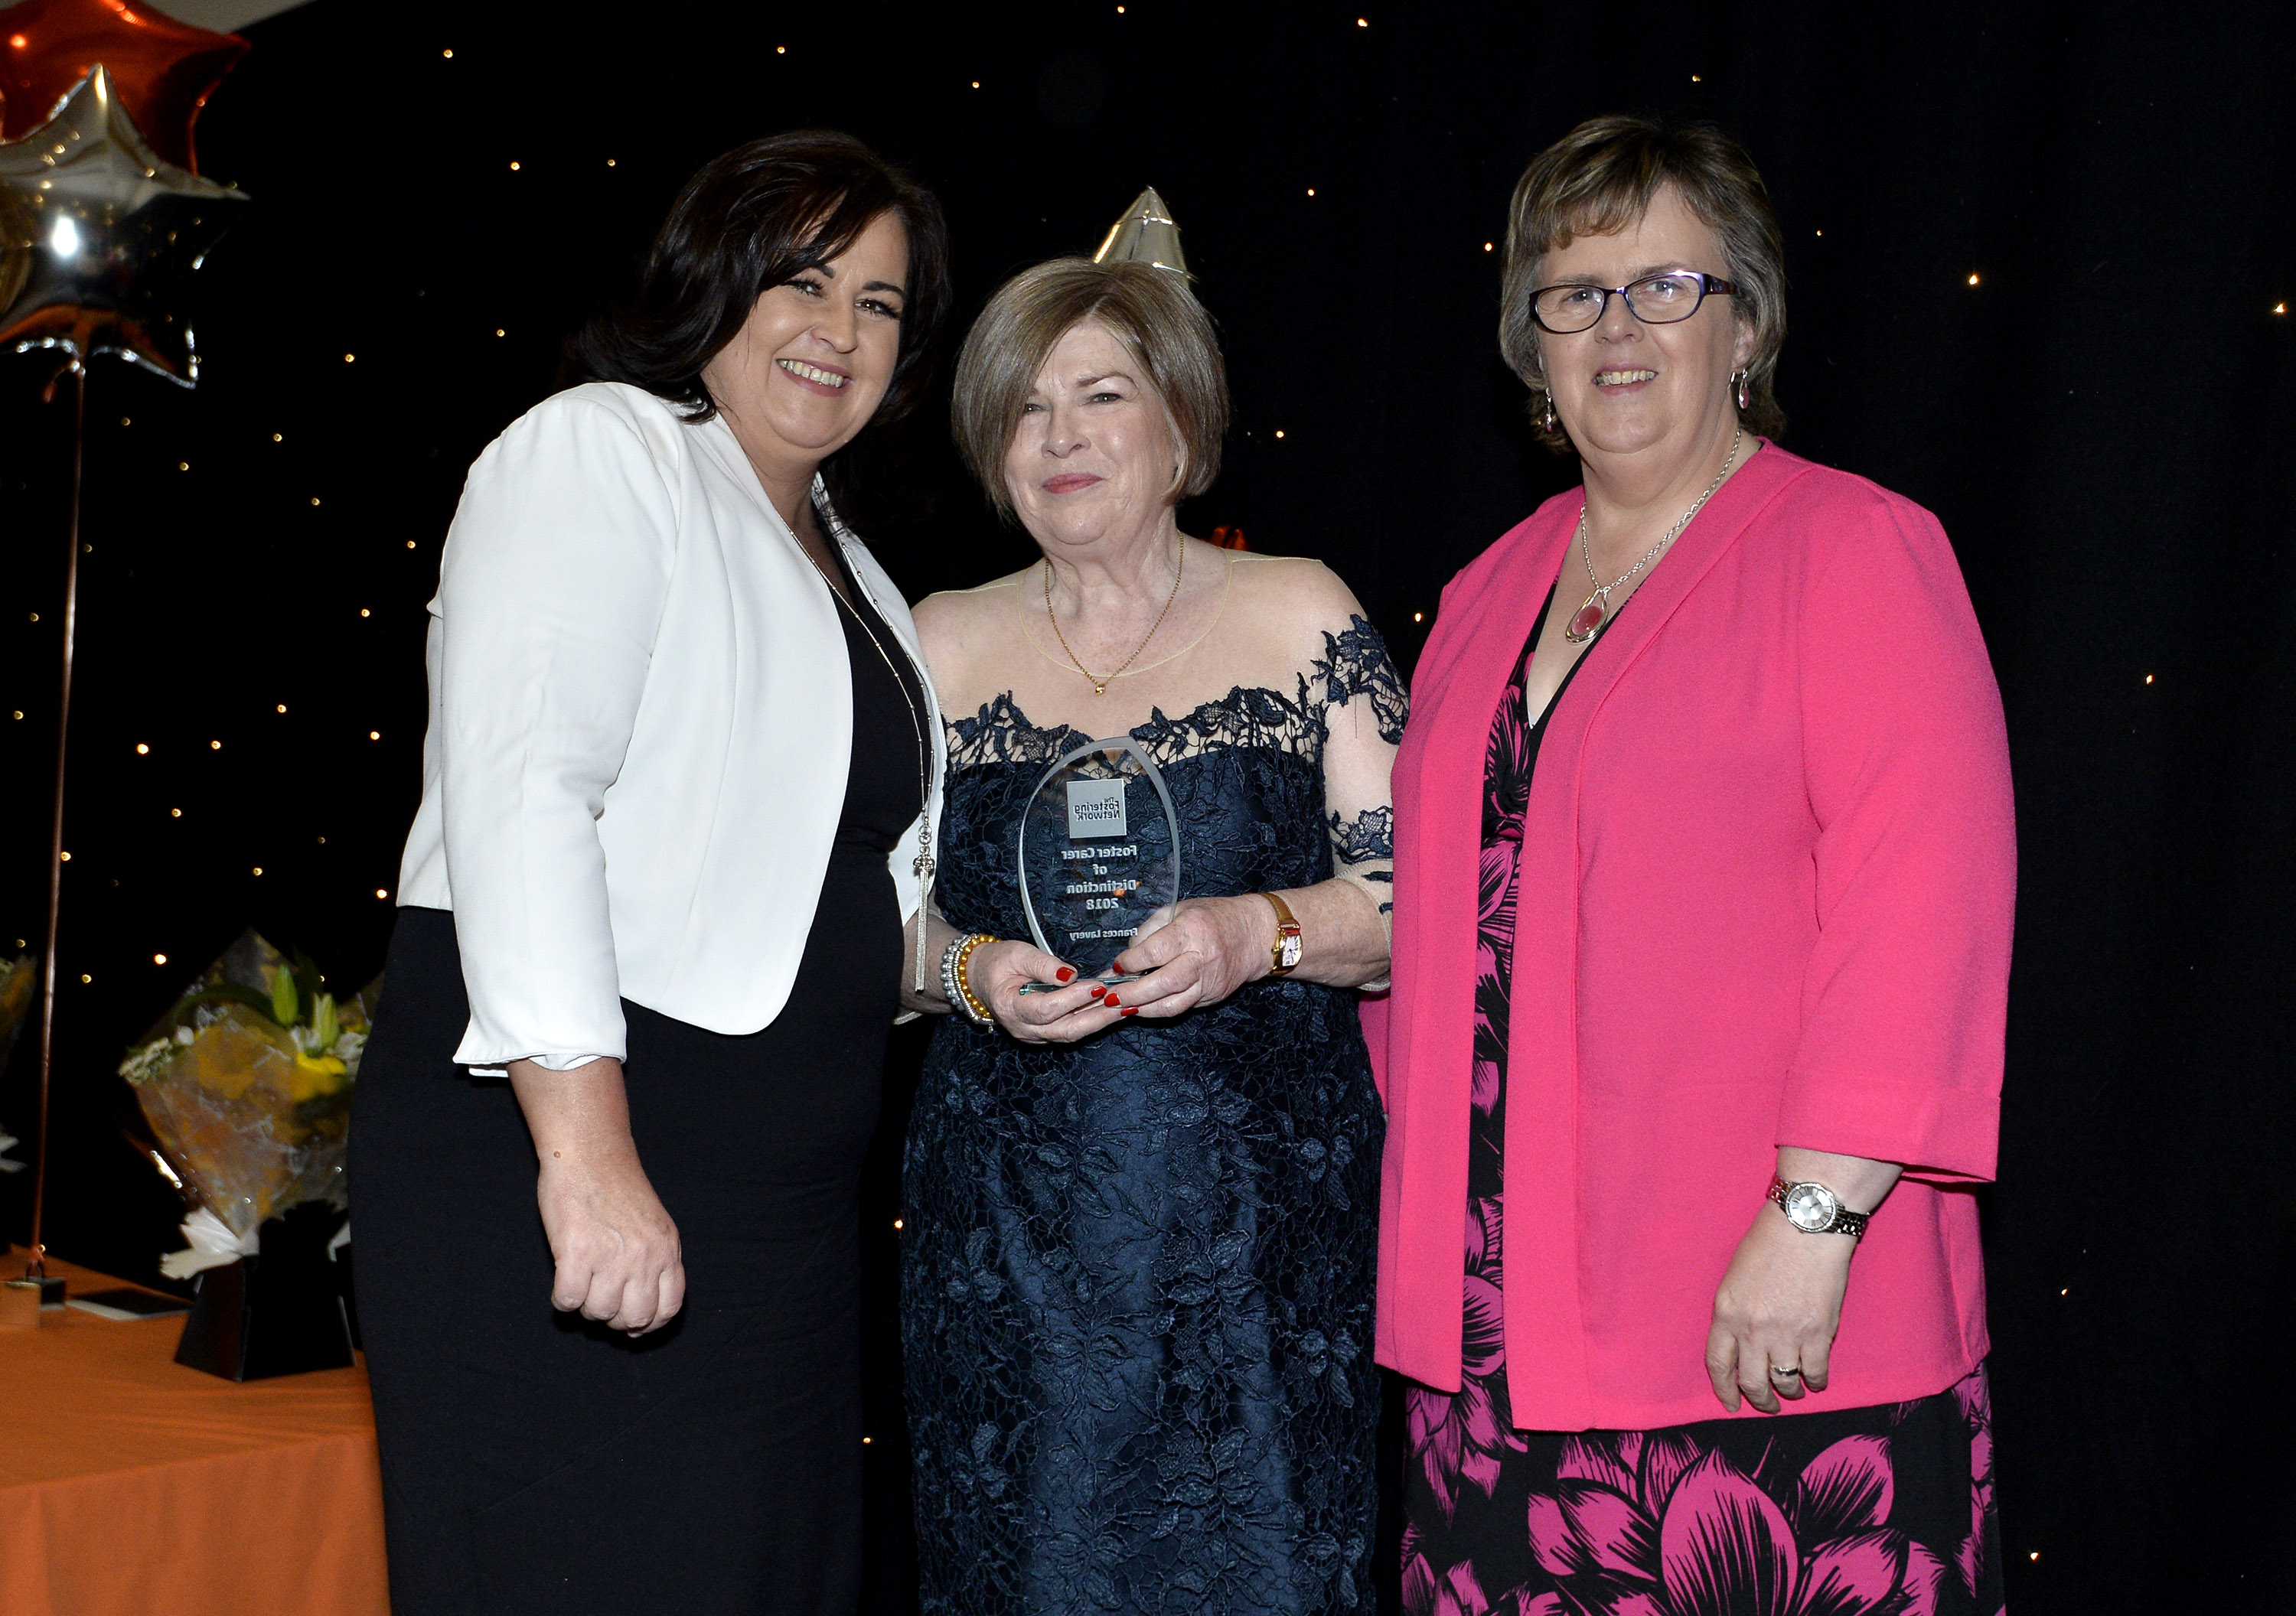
1564,592,1609,643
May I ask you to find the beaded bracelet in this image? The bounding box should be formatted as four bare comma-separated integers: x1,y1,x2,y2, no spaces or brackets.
951,933,996,1025
941,931,996,1026
938,933,971,1020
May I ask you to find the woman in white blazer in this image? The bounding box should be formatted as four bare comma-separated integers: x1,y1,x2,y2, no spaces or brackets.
348,132,952,1616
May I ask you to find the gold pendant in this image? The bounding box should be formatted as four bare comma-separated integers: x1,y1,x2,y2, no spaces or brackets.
1564,590,1609,644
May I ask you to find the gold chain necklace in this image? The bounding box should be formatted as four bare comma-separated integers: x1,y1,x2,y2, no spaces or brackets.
1043,541,1184,696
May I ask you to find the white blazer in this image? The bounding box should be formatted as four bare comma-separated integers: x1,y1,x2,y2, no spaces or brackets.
395,382,946,1068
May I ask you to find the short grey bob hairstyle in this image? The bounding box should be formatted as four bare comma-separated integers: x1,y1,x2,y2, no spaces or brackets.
951,258,1231,520
1499,116,1788,448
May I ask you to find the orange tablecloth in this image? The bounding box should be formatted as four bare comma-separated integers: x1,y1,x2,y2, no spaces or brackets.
0,1249,388,1616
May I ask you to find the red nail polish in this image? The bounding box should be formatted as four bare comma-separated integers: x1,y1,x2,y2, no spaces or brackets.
1088,984,1107,997
1103,995,1120,1008
1121,1007,1138,1017
1055,967,1075,982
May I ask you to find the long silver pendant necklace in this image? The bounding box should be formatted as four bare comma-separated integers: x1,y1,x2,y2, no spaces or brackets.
801,526,937,993
1564,426,1743,644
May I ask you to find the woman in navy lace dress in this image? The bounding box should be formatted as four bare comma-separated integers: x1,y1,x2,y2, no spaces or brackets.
899,258,1402,1614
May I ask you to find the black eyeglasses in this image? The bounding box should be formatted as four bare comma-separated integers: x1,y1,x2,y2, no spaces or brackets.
1528,271,1737,334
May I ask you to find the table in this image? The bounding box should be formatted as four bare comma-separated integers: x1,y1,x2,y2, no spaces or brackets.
0,1249,388,1615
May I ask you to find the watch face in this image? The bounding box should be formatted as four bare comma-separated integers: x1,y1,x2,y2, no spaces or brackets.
1277,931,1303,969
1782,1182,1840,1233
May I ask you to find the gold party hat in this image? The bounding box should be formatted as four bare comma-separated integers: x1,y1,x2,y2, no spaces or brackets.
1092,186,1189,275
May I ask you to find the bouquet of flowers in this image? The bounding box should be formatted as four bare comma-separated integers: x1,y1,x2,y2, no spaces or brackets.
0,952,32,1172
119,932,378,1269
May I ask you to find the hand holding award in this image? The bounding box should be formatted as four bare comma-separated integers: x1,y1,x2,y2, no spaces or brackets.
954,737,1185,1040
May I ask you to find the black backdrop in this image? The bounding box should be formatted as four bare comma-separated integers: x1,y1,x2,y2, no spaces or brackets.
2,2,2290,1611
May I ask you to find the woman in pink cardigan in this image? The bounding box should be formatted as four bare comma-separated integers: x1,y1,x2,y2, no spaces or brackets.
1374,117,2014,1616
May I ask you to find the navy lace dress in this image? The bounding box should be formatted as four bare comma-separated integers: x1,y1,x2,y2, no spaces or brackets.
903,620,1405,1616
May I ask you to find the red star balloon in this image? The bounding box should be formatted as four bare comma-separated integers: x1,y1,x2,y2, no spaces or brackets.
0,0,245,174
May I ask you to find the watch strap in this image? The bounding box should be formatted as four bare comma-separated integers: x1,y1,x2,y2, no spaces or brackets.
1768,1177,1870,1239
1259,891,1303,976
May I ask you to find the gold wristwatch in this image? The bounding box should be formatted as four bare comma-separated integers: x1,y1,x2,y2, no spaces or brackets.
1259,891,1303,976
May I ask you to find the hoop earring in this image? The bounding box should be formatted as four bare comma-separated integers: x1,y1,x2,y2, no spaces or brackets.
1541,392,1558,435
1731,370,1751,412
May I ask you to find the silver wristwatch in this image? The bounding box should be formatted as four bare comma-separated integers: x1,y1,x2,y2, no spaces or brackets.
1768,1178,1870,1239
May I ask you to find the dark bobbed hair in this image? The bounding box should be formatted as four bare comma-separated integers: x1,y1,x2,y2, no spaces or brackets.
1500,116,1787,449
568,129,952,448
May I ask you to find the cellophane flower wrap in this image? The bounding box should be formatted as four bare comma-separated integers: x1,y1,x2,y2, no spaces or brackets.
119,931,379,1240
0,953,31,1171
0,952,32,1068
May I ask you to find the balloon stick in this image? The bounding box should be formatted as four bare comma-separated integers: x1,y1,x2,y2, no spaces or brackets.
21,359,83,1286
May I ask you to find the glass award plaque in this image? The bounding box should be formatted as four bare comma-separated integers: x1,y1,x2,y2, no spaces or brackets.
1016,738,1183,989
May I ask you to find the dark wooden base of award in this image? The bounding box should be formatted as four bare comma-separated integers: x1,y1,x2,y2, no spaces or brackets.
174,1205,354,1380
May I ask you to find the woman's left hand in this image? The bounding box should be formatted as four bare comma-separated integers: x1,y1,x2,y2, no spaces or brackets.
1106,897,1272,1018
1704,1208,1857,1414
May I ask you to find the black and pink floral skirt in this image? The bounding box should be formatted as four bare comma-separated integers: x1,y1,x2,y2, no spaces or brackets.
1401,1365,2004,1616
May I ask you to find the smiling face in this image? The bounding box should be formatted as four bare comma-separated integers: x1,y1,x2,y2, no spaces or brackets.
700,208,910,481
1535,182,1753,464
1003,318,1181,555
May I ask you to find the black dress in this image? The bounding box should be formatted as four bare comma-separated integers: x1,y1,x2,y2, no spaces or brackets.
351,556,926,1616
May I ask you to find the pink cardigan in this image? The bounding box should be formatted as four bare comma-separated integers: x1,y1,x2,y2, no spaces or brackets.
1368,445,2015,1432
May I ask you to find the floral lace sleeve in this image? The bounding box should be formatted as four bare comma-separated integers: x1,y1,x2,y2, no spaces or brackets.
1309,615,1408,747
1313,614,1404,986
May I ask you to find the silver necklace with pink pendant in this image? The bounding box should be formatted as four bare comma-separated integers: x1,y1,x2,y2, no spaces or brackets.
1564,426,1744,644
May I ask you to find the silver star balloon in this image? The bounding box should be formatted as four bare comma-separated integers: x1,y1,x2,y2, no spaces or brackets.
1093,186,1189,277
0,64,247,386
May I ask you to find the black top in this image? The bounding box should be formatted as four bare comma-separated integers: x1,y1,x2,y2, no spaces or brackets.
789,550,932,1041
1521,577,1607,780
